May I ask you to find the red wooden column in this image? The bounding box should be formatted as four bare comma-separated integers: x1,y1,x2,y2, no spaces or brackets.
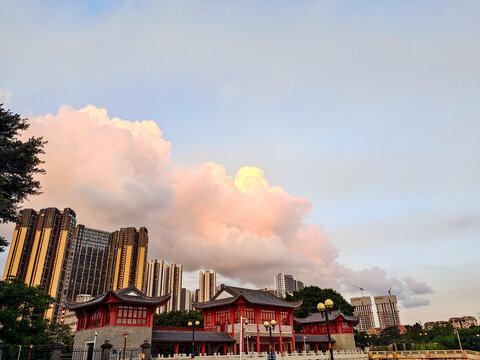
223,345,227,355
201,344,205,355
110,304,118,325
315,344,319,353
174,344,179,354
276,310,283,353
255,308,260,353
289,310,296,352
230,307,236,354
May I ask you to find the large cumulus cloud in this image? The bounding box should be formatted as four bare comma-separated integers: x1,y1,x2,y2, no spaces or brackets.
20,105,432,303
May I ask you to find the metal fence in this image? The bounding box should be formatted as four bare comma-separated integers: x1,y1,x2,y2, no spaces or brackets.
60,348,143,360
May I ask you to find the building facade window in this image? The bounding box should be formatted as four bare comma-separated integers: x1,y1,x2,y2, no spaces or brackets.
117,305,147,325
87,309,102,328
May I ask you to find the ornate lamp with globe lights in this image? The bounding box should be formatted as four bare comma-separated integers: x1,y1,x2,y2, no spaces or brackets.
317,299,335,360
188,320,200,358
264,319,277,360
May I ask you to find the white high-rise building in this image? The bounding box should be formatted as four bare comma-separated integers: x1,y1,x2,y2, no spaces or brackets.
274,273,296,298
295,280,305,291
144,259,164,313
350,296,376,331
375,295,401,328
162,263,183,313
199,270,217,302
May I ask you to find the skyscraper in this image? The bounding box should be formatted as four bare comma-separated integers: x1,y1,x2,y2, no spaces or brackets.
199,270,216,302
274,273,296,298
162,263,183,312
374,295,401,328
144,259,164,297
3,207,77,322
295,280,305,291
64,225,111,301
179,288,191,312
106,227,148,291
350,296,376,331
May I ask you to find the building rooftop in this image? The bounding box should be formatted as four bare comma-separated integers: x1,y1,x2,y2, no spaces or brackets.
294,334,334,343
65,286,170,310
152,330,235,343
194,285,302,310
294,310,358,324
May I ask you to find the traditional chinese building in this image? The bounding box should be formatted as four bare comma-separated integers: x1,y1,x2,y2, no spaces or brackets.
193,286,302,354
66,286,170,350
294,310,358,351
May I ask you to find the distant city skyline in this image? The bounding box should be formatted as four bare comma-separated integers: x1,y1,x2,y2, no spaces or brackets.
0,0,479,325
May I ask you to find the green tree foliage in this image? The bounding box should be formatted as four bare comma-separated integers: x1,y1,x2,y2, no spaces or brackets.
47,322,74,351
457,327,480,351
379,326,401,345
0,278,54,344
402,323,424,344
153,310,204,327
284,286,355,318
0,104,46,251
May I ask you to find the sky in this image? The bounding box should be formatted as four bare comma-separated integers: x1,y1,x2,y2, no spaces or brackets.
0,0,479,325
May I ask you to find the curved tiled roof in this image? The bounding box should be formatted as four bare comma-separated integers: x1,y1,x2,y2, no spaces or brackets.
152,331,235,343
65,286,171,310
294,310,358,324
294,334,335,343
193,286,302,310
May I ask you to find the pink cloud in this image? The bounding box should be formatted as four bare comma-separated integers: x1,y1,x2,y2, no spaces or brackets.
20,105,432,300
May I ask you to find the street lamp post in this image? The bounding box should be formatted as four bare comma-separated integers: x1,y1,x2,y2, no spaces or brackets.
240,317,248,359
303,336,307,353
27,345,33,360
264,319,277,360
123,333,128,360
317,299,334,360
454,330,463,351
188,320,200,358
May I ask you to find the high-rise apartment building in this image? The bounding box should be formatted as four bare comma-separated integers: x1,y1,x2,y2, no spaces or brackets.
199,270,216,302
106,227,148,291
162,263,183,312
350,296,376,331
64,225,111,301
295,280,305,291
144,259,164,300
3,207,77,322
180,288,192,312
274,273,296,298
374,295,401,328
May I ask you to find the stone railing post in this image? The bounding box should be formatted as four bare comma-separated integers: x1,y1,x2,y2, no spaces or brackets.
51,342,64,360
141,340,152,360
101,340,113,360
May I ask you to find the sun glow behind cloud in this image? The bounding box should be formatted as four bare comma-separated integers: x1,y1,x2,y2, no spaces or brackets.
16,104,434,307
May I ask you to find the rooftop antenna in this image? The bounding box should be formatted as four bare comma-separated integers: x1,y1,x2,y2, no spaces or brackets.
388,288,392,296
354,285,365,297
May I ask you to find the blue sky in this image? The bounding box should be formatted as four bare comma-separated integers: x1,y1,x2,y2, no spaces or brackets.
0,0,479,324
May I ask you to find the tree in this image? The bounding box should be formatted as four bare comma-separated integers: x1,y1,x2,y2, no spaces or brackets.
379,326,401,345
285,286,355,318
0,104,45,251
284,286,355,332
0,278,54,344
153,310,204,327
